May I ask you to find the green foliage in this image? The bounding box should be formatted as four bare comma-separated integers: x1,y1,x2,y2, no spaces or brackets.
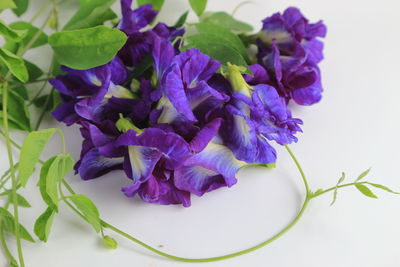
18,129,57,186
0,207,35,242
0,48,28,82
182,34,250,74
201,12,253,32
68,194,102,233
355,183,378,199
0,20,26,41
189,0,207,17
12,0,29,17
5,22,48,52
34,207,56,242
33,91,61,112
355,168,370,182
0,0,16,11
0,89,31,131
44,154,74,206
330,172,345,205
195,23,249,61
39,156,58,207
174,11,189,28
24,60,44,82
63,0,117,30
103,235,118,249
137,0,165,11
49,26,128,70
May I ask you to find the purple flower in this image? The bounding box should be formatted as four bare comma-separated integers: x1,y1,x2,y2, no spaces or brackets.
257,7,327,105
219,63,302,164
151,36,229,124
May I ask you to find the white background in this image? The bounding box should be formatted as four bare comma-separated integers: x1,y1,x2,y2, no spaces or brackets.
1,0,400,266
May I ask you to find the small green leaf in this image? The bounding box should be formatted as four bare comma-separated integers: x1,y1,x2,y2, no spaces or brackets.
366,183,400,195
49,26,127,70
68,194,102,233
34,207,56,242
0,89,31,131
0,47,28,82
12,0,29,17
330,172,345,206
46,154,74,206
18,129,57,186
103,235,118,249
201,12,253,32
137,0,165,11
0,20,26,41
189,0,207,17
48,12,59,31
355,183,378,199
6,22,48,51
0,0,16,11
195,23,249,61
63,0,117,30
33,91,61,112
183,34,250,74
39,156,58,207
24,60,44,82
174,11,189,28
355,168,371,182
0,207,35,242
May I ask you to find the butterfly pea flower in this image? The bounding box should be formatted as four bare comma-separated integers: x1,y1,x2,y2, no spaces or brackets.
51,57,136,125
117,1,184,67
150,36,229,125
220,63,302,164
257,7,327,105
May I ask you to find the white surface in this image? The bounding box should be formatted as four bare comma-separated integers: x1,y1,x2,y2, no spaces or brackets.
1,0,400,266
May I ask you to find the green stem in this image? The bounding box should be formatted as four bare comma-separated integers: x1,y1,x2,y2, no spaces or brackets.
35,88,55,130
0,223,17,265
312,181,368,198
61,145,312,263
2,129,313,263
1,83,25,267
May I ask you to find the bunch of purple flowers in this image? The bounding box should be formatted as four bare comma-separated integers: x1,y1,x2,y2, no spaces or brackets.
50,0,326,207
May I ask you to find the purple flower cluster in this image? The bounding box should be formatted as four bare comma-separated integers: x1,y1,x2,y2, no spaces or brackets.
51,1,326,207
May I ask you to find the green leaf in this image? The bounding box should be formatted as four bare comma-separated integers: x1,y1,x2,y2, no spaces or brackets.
33,91,62,112
12,85,28,100
68,194,102,233
24,60,44,82
39,156,58,207
189,0,207,17
0,47,28,82
18,129,57,186
0,20,26,41
0,89,31,131
49,26,127,70
48,12,59,31
174,11,189,28
183,34,250,74
195,23,249,61
103,235,118,249
201,12,253,32
355,183,378,199
0,207,35,242
0,0,16,11
366,183,400,195
6,22,48,51
12,0,29,17
137,0,165,11
355,168,371,182
330,172,346,206
63,0,117,30
45,154,74,206
34,207,56,242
